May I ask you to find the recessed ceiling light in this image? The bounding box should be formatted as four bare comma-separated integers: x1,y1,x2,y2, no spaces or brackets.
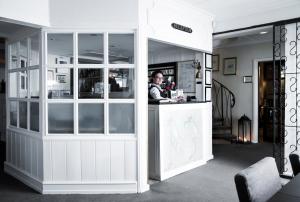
260,31,268,35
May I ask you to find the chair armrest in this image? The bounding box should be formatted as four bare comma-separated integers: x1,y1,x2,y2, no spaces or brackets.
280,174,293,180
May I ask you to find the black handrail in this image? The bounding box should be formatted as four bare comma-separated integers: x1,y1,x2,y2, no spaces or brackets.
212,79,235,139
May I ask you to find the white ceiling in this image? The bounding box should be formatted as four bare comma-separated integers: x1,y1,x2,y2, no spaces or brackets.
187,0,300,20
213,26,273,48
185,0,300,32
0,21,37,38
148,40,200,54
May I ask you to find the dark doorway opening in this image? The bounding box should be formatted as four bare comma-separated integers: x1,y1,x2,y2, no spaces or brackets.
258,60,284,143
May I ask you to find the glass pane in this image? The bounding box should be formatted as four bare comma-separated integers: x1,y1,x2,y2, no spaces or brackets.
30,102,39,132
47,34,73,65
30,34,39,66
9,72,17,97
109,34,134,64
79,69,104,99
19,101,27,129
47,68,73,99
109,69,134,98
19,71,28,98
79,104,104,133
78,34,104,64
20,39,28,68
109,103,134,133
10,42,18,69
30,69,39,98
10,101,17,126
48,103,73,133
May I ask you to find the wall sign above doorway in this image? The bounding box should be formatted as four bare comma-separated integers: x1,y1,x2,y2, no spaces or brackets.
171,23,193,33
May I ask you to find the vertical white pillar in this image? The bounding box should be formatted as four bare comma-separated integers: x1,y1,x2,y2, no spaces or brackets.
136,0,150,193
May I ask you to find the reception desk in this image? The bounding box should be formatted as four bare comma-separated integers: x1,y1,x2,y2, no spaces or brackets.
148,101,213,181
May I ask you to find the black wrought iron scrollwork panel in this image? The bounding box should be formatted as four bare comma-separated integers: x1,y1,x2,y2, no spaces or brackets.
274,21,300,175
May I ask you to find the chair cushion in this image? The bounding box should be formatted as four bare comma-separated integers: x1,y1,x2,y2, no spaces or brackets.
235,157,282,202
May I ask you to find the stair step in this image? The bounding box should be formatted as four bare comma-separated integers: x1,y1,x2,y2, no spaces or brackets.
213,135,236,143
213,125,232,130
213,118,224,122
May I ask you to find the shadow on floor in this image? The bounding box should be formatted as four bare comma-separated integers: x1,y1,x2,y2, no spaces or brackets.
0,142,272,202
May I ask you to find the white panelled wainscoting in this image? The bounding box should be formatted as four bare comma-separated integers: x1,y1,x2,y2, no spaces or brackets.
5,128,43,192
42,138,137,193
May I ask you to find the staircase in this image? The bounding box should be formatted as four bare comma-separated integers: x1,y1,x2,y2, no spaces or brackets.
212,79,235,142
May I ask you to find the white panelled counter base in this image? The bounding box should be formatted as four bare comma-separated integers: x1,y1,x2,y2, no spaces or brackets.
148,102,213,181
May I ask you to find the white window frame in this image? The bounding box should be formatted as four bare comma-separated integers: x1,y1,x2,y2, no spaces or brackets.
6,32,42,134
45,30,137,137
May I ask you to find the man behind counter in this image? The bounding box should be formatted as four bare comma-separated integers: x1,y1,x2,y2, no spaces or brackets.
148,70,168,100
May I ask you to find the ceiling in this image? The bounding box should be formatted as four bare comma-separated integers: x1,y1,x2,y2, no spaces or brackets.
213,26,273,48
0,21,37,38
148,40,200,54
187,0,300,20
185,0,300,32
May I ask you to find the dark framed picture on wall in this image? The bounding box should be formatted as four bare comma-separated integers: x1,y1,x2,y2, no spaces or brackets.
223,57,237,75
212,54,219,71
205,53,212,69
205,86,211,102
205,70,212,85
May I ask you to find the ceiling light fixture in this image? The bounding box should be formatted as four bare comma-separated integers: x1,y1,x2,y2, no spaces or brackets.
259,31,268,35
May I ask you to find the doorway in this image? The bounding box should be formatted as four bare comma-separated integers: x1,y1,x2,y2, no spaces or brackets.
258,60,283,143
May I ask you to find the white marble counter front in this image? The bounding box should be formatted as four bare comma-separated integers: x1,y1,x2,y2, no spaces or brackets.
148,102,213,181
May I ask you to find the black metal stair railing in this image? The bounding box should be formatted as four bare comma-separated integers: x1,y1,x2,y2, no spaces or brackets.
212,79,236,141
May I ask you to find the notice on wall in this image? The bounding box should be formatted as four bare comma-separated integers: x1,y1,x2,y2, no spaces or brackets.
177,61,195,93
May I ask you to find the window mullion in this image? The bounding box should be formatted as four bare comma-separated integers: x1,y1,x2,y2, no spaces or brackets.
74,32,78,136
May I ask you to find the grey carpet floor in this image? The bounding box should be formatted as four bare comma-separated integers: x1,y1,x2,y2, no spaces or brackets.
0,142,273,202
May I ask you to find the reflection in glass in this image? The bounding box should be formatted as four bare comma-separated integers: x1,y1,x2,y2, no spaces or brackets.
30,34,39,66
47,34,73,65
79,69,104,99
30,102,39,132
9,72,17,97
109,34,134,64
109,69,134,98
109,103,134,133
20,39,28,68
48,103,73,133
19,71,28,98
47,68,73,99
78,34,104,64
10,43,18,69
30,69,39,98
10,101,17,126
19,101,27,129
79,104,104,133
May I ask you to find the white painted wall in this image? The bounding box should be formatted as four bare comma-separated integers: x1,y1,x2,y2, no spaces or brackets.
0,0,49,27
49,0,138,29
213,42,273,140
145,0,213,53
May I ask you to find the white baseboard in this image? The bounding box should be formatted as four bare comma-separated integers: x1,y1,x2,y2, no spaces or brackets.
206,155,214,161
5,162,138,194
42,182,137,194
160,160,207,181
4,162,43,193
